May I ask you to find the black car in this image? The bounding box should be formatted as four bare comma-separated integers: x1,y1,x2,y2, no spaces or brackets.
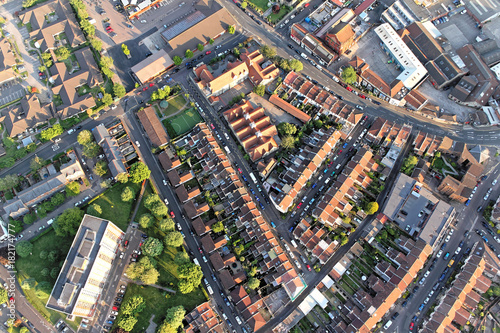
139,100,144,104
336,94,344,100
146,52,152,57
173,68,180,73
372,100,381,105
295,49,301,55
115,297,122,302
141,233,148,238
391,312,399,320
412,286,419,293
429,264,435,271
113,302,120,306
288,44,294,49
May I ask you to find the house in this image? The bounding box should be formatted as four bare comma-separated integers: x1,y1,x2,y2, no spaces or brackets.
20,0,85,52
0,94,53,138
161,0,237,58
0,38,17,85
194,60,249,101
4,152,84,218
268,94,311,123
46,214,124,318
240,50,279,86
209,252,225,271
256,158,277,179
219,269,236,290
175,185,202,203
158,151,182,172
137,107,169,147
92,124,127,179
290,23,338,66
184,201,210,219
131,50,174,85
449,44,500,108
324,22,355,55
223,100,279,162
184,301,224,333
51,47,104,119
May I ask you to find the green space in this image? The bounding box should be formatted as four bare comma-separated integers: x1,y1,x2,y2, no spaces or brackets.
121,283,206,333
15,229,81,331
87,181,141,231
246,0,270,12
267,6,292,24
53,94,63,107
163,94,187,117
60,112,88,129
164,108,203,138
134,182,154,219
61,54,78,72
338,280,355,295
432,157,451,172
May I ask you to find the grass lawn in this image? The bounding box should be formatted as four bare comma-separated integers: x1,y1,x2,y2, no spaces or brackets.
15,229,81,331
247,0,270,12
167,108,203,137
267,6,292,23
53,94,63,107
87,181,141,231
338,280,355,295
163,95,187,117
135,182,154,220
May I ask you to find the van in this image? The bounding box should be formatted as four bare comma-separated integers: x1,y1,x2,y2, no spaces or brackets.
235,316,242,325
383,320,393,329
335,164,341,170
300,53,308,60
290,239,298,248
193,258,200,266
47,219,54,225
224,146,231,154
207,285,214,295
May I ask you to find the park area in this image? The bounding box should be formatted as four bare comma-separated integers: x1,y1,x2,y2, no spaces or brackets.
162,108,203,138
246,0,270,12
267,6,292,24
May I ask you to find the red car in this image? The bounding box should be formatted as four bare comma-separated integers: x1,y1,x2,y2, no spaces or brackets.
149,83,154,87
9,297,13,302
106,26,113,30
297,202,303,209
360,94,366,99
409,322,415,330
306,264,311,271
338,150,343,155
346,86,352,91
142,87,148,91
304,3,310,7
112,306,119,311
199,247,203,253
205,51,212,55
238,168,242,174
210,123,215,130
106,28,114,33
328,161,334,167
170,211,175,218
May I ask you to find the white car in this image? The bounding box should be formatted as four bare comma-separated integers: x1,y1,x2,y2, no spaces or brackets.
493,179,498,185
163,179,167,186
419,277,426,285
176,223,182,231
455,247,461,255
424,271,430,278
494,236,500,243
135,141,141,148
449,229,454,236
445,235,451,242
202,256,207,263
436,250,443,258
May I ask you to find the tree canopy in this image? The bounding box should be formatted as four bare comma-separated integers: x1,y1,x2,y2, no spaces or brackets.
93,161,108,177
277,122,296,137
365,201,379,215
129,162,151,183
227,25,235,34
341,66,357,84
260,45,277,58
65,181,80,196
113,83,126,98
164,231,183,247
248,277,260,289
173,56,182,66
15,240,33,258
54,208,84,237
142,237,164,256
77,130,93,145
185,50,194,58
40,124,63,141
83,142,100,158
55,47,71,60
116,172,129,183
87,203,102,216
211,221,224,233
121,186,135,202
253,84,266,96
30,156,46,172
281,135,296,150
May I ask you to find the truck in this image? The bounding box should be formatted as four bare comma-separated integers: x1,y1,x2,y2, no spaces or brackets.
206,285,214,295
249,173,258,184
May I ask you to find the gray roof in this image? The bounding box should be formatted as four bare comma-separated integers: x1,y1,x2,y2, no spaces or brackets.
92,125,126,178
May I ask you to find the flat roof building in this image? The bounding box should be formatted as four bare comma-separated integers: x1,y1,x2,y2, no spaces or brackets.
375,23,428,90
131,50,174,85
46,215,124,317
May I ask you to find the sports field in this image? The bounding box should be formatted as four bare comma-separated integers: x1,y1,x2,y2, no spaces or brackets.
165,108,203,137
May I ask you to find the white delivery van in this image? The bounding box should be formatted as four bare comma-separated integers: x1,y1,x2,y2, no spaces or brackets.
290,239,298,248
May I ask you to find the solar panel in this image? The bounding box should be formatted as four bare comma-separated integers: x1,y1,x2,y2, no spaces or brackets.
162,11,206,40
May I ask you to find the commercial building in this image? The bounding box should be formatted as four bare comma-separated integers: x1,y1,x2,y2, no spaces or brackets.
383,173,455,248
240,50,279,87
46,215,124,317
161,0,236,58
381,0,418,30
324,22,355,55
131,50,174,85
223,100,279,162
375,23,428,90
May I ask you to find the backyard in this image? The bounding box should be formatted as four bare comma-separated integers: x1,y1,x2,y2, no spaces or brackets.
86,181,142,231
15,229,81,331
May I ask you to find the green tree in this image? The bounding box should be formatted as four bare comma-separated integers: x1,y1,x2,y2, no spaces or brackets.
53,208,84,237
113,83,126,98
87,203,102,216
227,25,235,34
341,66,357,84
150,86,171,101
209,38,214,45
116,172,129,183
401,155,418,175
185,49,194,59
279,58,291,72
197,43,204,51
51,192,66,206
121,44,130,56
260,45,277,58
141,267,160,284
241,1,247,8
122,295,146,315
248,277,260,289
55,47,70,60
178,279,195,294
233,47,240,56
77,130,93,145
117,316,138,331
149,201,168,217
121,186,135,202
174,251,191,265
248,266,257,277
164,231,184,247
173,56,182,66
253,84,266,96
365,201,379,215
93,160,108,176
281,135,295,150
313,119,324,129
21,278,36,290
35,281,52,299
90,37,102,51
40,124,63,141
159,218,175,232
15,241,33,258
65,181,80,196
30,155,46,172
277,122,297,136
83,142,100,158
22,0,37,7
41,268,49,276
289,59,304,72
23,213,37,225
165,306,186,328
0,174,20,191
142,237,164,256
129,162,151,183
47,250,58,262
434,151,441,158
234,243,244,256
138,213,155,229
102,93,113,106
39,250,48,260
50,267,59,278
211,221,224,233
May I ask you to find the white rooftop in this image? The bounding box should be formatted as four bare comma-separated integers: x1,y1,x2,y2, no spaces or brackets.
375,23,428,89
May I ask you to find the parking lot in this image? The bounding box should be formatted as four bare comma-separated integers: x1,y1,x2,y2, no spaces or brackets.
436,12,480,49
0,80,25,107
